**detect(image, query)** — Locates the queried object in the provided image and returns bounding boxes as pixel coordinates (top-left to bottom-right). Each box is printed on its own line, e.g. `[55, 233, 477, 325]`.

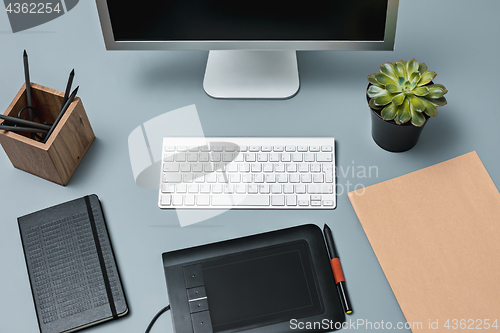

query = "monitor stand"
[203, 50, 300, 99]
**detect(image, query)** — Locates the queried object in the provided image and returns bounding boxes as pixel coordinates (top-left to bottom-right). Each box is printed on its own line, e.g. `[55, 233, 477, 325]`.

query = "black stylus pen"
[43, 86, 78, 143]
[23, 50, 33, 122]
[323, 224, 353, 315]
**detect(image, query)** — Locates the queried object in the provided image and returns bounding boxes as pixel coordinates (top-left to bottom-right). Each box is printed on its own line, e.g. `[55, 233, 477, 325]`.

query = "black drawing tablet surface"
[162, 224, 345, 333]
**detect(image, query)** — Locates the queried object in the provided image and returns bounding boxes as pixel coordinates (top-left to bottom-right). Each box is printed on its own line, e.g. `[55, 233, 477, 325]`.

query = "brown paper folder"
[348, 151, 500, 332]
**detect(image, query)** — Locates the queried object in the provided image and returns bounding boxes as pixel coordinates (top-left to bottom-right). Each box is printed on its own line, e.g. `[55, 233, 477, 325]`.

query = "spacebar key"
[211, 195, 270, 206]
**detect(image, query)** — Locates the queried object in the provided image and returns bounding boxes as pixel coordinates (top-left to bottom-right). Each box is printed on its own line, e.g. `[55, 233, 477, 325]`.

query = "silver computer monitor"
[96, 0, 399, 99]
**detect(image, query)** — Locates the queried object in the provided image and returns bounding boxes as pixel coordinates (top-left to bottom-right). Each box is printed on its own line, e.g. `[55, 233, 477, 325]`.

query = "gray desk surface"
[1, 1, 499, 332]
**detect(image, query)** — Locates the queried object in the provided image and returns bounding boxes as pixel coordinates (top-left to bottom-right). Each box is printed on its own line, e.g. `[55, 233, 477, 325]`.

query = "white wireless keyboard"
[158, 137, 336, 209]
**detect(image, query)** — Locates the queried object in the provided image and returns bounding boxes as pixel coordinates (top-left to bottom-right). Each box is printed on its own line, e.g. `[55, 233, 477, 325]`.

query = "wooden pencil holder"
[0, 83, 95, 186]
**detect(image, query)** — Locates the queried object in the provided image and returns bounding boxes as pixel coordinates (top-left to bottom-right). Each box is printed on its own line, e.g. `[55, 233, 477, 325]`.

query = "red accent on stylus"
[330, 258, 345, 284]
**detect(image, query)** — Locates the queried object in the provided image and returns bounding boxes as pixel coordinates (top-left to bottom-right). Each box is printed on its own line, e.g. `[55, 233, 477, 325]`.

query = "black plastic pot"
[367, 85, 428, 153]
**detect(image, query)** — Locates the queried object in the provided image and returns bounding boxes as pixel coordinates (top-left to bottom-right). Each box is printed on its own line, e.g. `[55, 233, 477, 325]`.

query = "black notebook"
[18, 195, 128, 333]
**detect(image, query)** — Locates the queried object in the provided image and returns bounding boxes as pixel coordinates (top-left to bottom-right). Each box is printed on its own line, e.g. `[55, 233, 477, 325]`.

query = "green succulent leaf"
[427, 86, 446, 99]
[380, 63, 397, 80]
[410, 72, 421, 84]
[367, 85, 386, 98]
[417, 71, 437, 86]
[394, 61, 406, 80]
[392, 93, 405, 106]
[368, 73, 382, 87]
[375, 73, 397, 86]
[424, 96, 448, 107]
[418, 97, 438, 116]
[385, 83, 402, 94]
[374, 93, 396, 106]
[413, 86, 429, 96]
[409, 96, 425, 112]
[426, 83, 448, 94]
[418, 63, 428, 74]
[394, 114, 402, 125]
[410, 105, 426, 127]
[381, 103, 397, 120]
[398, 76, 405, 85]
[397, 99, 411, 124]
[407, 59, 419, 75]
[369, 98, 382, 110]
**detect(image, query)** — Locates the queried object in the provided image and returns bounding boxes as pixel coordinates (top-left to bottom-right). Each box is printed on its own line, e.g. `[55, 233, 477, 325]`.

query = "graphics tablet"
[162, 224, 345, 333]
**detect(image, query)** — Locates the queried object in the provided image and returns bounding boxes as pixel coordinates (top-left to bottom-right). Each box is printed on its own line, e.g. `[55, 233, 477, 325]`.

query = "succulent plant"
[367, 59, 448, 127]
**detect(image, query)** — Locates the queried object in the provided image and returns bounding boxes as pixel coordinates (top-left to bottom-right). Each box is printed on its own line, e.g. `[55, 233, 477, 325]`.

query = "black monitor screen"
[107, 0, 388, 42]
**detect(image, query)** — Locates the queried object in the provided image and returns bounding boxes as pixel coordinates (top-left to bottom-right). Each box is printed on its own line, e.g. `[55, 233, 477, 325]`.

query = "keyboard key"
[269, 153, 280, 162]
[176, 184, 187, 193]
[185, 195, 195, 206]
[271, 195, 285, 206]
[308, 184, 334, 194]
[271, 184, 282, 194]
[200, 184, 211, 193]
[292, 153, 303, 162]
[265, 174, 276, 183]
[285, 145, 296, 152]
[309, 146, 320, 152]
[248, 184, 258, 194]
[212, 195, 270, 206]
[286, 195, 297, 206]
[259, 184, 270, 194]
[164, 163, 179, 172]
[246, 153, 256, 162]
[297, 146, 308, 152]
[212, 184, 223, 193]
[223, 153, 233, 162]
[172, 195, 183, 205]
[165, 146, 175, 152]
[289, 174, 300, 183]
[162, 184, 175, 193]
[323, 200, 334, 206]
[274, 146, 284, 152]
[263, 163, 273, 172]
[210, 153, 221, 162]
[163, 174, 182, 183]
[322, 145, 333, 152]
[258, 153, 268, 162]
[176, 153, 186, 161]
[262, 146, 272, 152]
[177, 146, 187, 152]
[316, 153, 332, 162]
[188, 184, 199, 193]
[281, 153, 291, 162]
[311, 201, 321, 206]
[254, 174, 264, 183]
[283, 184, 294, 194]
[304, 153, 315, 162]
[313, 174, 324, 183]
[286, 163, 297, 173]
[163, 154, 174, 162]
[187, 153, 198, 162]
[197, 195, 210, 205]
[198, 153, 208, 162]
[236, 184, 246, 194]
[160, 194, 171, 205]
[311, 163, 321, 172]
[249, 146, 260, 152]
[296, 184, 306, 194]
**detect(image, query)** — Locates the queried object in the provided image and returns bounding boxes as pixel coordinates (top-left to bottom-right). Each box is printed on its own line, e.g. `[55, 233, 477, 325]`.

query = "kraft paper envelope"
[348, 151, 500, 332]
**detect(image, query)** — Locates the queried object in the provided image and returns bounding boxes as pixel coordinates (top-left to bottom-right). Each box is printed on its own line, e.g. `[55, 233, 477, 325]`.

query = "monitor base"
[203, 50, 300, 99]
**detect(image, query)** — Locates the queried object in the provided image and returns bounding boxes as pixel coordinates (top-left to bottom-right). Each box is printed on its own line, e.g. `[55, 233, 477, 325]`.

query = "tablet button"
[183, 264, 204, 288]
[187, 286, 207, 300]
[191, 311, 213, 333]
[189, 298, 209, 313]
